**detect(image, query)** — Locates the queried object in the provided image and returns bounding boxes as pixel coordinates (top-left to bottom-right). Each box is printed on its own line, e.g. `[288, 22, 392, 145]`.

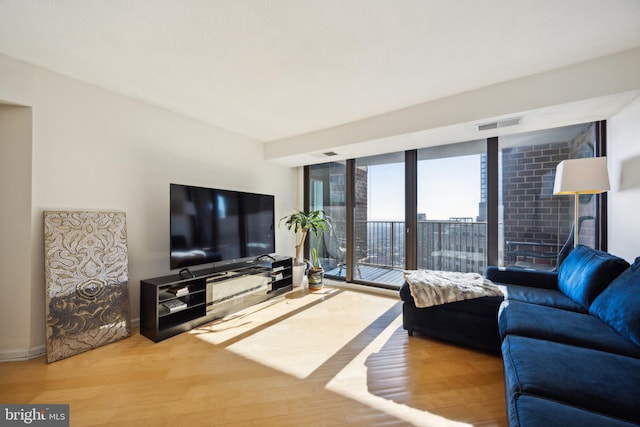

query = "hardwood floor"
[0, 283, 507, 426]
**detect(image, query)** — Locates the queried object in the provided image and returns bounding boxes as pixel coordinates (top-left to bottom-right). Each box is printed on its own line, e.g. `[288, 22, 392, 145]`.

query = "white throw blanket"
[404, 269, 503, 308]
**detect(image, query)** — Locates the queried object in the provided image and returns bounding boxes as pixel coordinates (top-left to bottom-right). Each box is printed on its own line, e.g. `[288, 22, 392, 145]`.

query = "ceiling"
[1, 1, 640, 149]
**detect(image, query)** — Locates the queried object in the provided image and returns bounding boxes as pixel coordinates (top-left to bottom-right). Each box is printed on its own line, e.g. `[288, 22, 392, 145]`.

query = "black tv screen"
[170, 183, 275, 270]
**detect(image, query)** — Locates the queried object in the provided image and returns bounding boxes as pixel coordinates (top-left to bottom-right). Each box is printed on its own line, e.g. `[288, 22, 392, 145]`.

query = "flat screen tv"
[170, 183, 275, 270]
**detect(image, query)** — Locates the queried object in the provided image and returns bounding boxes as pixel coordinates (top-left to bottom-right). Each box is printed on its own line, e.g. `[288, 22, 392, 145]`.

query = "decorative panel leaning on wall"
[44, 211, 131, 363]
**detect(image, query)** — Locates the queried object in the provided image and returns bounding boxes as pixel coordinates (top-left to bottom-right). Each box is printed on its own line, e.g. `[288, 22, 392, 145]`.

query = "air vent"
[476, 117, 522, 132]
[477, 122, 498, 131]
[323, 151, 338, 157]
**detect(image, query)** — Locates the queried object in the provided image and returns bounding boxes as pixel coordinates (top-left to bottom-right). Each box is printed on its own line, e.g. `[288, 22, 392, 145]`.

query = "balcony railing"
[417, 220, 487, 274]
[358, 220, 405, 269]
[355, 219, 487, 275]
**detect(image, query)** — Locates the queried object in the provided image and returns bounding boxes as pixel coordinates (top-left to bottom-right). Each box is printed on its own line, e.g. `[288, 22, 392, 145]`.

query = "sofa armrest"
[485, 266, 558, 290]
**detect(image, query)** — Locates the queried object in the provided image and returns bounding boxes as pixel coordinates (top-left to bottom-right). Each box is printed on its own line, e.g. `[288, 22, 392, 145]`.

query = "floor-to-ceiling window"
[307, 161, 348, 278]
[498, 123, 600, 270]
[353, 152, 406, 285]
[305, 121, 605, 288]
[417, 140, 487, 274]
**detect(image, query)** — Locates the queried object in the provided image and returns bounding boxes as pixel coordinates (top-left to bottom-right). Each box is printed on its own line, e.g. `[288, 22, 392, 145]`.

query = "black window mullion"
[595, 120, 608, 252]
[487, 137, 499, 267]
[405, 150, 417, 271]
[345, 159, 355, 282]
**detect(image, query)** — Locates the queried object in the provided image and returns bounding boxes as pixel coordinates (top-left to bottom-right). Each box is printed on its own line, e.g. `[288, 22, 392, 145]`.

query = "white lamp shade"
[553, 157, 610, 195]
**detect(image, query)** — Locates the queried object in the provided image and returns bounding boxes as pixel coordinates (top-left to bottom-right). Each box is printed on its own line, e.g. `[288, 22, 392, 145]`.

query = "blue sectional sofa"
[400, 245, 640, 426]
[488, 245, 640, 427]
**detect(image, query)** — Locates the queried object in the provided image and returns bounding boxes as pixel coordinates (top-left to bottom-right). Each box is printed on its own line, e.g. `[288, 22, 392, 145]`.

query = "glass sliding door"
[304, 121, 604, 285]
[307, 162, 348, 279]
[353, 152, 406, 286]
[417, 140, 487, 274]
[498, 123, 598, 270]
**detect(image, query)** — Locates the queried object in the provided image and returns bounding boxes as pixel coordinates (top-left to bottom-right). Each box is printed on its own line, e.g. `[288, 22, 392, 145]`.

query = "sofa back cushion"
[558, 245, 629, 309]
[590, 257, 640, 347]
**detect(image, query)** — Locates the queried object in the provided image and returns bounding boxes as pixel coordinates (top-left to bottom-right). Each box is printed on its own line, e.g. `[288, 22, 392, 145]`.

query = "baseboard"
[0, 318, 140, 362]
[0, 345, 46, 362]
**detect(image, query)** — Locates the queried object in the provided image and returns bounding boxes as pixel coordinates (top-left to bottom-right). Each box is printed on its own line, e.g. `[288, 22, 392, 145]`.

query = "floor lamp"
[553, 157, 610, 247]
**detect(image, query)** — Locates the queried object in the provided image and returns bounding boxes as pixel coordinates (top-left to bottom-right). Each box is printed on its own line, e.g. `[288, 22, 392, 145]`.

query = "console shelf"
[140, 256, 292, 342]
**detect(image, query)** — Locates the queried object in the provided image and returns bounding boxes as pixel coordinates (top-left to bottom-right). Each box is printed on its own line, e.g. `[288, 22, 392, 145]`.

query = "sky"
[367, 155, 481, 221]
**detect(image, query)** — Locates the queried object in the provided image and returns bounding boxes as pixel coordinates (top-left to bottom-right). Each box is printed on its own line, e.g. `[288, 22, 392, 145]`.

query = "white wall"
[608, 97, 640, 263]
[0, 54, 297, 360]
[0, 105, 33, 359]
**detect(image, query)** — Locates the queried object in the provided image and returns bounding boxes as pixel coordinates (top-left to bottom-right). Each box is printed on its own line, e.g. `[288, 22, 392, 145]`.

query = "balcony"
[324, 219, 487, 287]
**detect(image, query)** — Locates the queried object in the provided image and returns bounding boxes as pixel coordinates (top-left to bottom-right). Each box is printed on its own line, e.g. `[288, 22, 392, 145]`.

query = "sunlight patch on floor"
[325, 314, 472, 427]
[223, 288, 398, 379]
[190, 286, 340, 345]
[190, 285, 473, 425]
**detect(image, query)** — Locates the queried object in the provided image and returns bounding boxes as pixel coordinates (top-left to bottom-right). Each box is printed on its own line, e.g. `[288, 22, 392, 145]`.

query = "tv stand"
[178, 267, 195, 279]
[140, 256, 292, 342]
[207, 271, 228, 278]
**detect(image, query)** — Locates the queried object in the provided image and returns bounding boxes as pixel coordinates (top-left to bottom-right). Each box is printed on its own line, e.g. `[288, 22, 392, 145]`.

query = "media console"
[140, 256, 293, 342]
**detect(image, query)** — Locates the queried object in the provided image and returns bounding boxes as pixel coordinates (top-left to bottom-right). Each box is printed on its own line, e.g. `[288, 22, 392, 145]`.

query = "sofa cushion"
[498, 300, 640, 357]
[513, 395, 640, 427]
[504, 284, 586, 312]
[502, 336, 640, 424]
[590, 256, 640, 347]
[557, 245, 629, 309]
[399, 280, 413, 302]
[486, 266, 558, 290]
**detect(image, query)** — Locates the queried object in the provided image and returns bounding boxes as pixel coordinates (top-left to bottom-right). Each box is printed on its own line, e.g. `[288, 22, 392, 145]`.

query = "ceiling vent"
[476, 117, 522, 132]
[310, 151, 339, 159]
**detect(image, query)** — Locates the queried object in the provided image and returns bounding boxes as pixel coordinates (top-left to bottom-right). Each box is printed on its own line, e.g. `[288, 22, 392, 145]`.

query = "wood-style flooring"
[0, 283, 507, 426]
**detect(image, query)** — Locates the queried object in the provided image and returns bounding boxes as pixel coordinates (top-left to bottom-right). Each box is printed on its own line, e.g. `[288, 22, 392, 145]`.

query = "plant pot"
[307, 267, 324, 290]
[291, 262, 307, 287]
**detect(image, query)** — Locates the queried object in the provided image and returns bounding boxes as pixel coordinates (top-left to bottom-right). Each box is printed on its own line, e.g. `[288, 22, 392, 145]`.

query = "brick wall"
[502, 123, 596, 268]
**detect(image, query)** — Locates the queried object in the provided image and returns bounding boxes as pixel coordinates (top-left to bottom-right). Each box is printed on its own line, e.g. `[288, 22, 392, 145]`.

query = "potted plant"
[307, 246, 324, 290]
[279, 210, 330, 287]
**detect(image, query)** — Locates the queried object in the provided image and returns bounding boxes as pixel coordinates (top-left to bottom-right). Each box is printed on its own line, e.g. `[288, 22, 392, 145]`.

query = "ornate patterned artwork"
[44, 211, 131, 363]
